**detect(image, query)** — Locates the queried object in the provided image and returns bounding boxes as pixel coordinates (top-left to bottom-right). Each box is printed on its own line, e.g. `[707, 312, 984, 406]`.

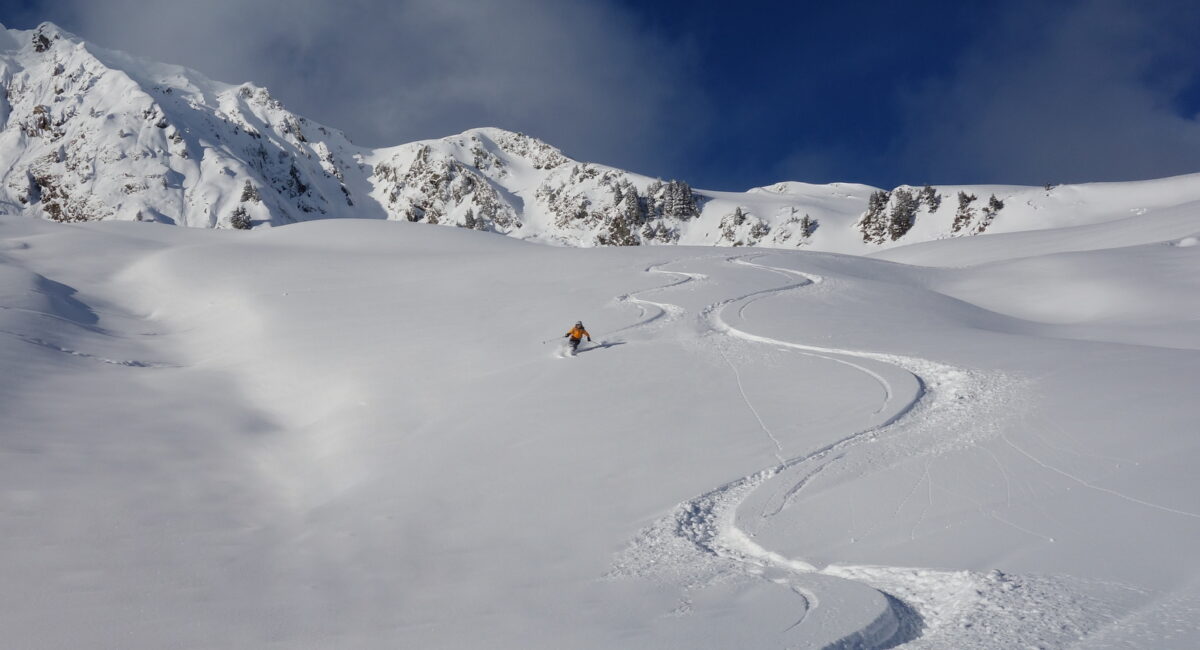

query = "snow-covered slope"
[3, 22, 1199, 254]
[3, 197, 1200, 647]
[6, 16, 1200, 650]
[0, 23, 372, 228]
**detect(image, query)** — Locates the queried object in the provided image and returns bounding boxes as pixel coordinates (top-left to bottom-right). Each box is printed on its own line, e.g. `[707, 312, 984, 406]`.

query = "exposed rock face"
[3, 22, 1157, 253]
[533, 165, 700, 246]
[0, 22, 364, 228]
[492, 130, 568, 170]
[372, 143, 519, 231]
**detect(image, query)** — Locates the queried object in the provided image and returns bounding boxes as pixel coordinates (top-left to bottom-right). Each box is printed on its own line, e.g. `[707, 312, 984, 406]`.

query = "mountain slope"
[0, 23, 373, 228]
[2, 21, 1200, 255]
[3, 211, 1199, 648]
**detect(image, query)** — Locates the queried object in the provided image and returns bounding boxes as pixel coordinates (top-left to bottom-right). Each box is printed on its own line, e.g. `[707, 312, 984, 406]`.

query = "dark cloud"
[895, 0, 1200, 185]
[28, 0, 704, 172]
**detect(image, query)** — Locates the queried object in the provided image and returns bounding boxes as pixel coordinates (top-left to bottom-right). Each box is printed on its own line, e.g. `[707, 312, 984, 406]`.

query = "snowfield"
[5, 16, 1200, 650]
[3, 199, 1200, 648]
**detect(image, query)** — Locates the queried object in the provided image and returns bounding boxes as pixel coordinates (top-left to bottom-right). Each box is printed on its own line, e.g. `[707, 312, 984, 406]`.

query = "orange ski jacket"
[565, 326, 591, 341]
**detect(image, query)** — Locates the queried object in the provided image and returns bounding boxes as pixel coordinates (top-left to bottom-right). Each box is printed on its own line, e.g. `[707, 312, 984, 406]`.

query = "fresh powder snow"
[3, 18, 1200, 650]
[3, 205, 1200, 648]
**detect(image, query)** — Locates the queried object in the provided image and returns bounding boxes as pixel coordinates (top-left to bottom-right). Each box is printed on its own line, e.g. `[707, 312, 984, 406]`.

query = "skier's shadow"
[577, 341, 626, 354]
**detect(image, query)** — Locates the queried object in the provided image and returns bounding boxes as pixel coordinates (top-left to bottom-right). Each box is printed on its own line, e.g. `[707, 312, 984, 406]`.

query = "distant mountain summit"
[3, 22, 1199, 253]
[0, 22, 368, 228]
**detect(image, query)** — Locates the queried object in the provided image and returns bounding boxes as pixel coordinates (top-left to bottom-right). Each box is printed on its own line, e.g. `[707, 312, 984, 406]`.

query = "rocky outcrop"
[372, 143, 519, 231]
[1, 22, 1081, 254]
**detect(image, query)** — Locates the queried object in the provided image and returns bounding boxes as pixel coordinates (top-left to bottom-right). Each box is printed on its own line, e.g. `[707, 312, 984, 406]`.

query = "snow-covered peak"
[749, 180, 879, 196]
[8, 22, 228, 96]
[375, 127, 572, 184]
[2, 22, 1199, 254]
[0, 21, 371, 227]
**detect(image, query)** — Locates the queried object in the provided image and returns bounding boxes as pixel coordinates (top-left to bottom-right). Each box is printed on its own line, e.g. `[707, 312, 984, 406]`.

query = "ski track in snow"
[999, 433, 1200, 521]
[0, 328, 172, 368]
[611, 253, 1146, 649]
[609, 261, 705, 335]
[718, 343, 786, 463]
[552, 261, 701, 360]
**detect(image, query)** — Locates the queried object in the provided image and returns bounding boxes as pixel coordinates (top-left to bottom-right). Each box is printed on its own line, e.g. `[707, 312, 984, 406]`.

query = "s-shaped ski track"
[611, 253, 1127, 649]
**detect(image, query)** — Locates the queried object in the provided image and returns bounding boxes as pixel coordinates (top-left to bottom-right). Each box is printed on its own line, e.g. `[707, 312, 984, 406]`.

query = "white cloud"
[45, 0, 703, 172]
[897, 0, 1200, 184]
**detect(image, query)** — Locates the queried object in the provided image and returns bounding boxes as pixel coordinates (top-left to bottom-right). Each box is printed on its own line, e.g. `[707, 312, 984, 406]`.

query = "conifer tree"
[661, 180, 699, 220]
[749, 220, 770, 241]
[888, 188, 919, 240]
[229, 206, 252, 230]
[857, 190, 891, 243]
[800, 214, 817, 238]
[240, 180, 261, 203]
[952, 192, 977, 233]
[975, 194, 1005, 233]
[919, 185, 940, 212]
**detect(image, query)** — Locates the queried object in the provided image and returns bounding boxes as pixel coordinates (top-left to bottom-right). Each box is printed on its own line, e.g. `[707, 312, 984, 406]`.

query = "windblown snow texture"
[3, 193, 1200, 647]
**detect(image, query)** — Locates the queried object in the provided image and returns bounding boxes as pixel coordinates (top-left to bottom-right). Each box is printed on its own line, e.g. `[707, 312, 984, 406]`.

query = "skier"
[564, 321, 591, 353]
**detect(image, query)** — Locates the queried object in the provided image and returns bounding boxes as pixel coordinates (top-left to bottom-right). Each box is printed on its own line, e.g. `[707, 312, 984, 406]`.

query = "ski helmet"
[575, 321, 583, 327]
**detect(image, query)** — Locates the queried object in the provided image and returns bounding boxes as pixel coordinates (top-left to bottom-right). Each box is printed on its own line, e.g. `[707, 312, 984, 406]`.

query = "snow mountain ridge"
[3, 21, 1200, 255]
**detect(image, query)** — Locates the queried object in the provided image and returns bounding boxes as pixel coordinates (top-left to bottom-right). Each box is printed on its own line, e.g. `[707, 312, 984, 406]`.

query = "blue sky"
[3, 0, 1200, 190]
